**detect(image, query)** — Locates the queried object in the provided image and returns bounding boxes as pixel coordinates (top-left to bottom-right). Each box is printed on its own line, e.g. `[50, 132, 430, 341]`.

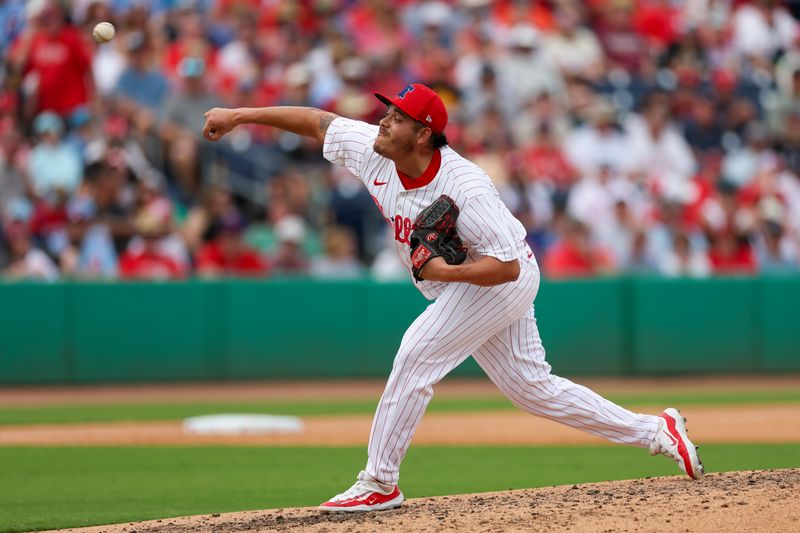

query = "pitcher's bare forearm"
[420, 256, 521, 286]
[203, 106, 338, 143]
[232, 107, 338, 141]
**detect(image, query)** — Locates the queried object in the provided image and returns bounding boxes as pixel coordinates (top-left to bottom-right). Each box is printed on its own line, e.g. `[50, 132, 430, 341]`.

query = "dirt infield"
[2, 404, 800, 446]
[51, 468, 800, 533]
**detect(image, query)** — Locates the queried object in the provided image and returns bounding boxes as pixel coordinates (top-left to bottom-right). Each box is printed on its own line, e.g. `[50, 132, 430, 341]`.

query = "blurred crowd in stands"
[2, 0, 800, 281]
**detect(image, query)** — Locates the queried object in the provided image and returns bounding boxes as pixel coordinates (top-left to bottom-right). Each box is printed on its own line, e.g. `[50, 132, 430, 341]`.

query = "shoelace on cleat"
[335, 479, 383, 501]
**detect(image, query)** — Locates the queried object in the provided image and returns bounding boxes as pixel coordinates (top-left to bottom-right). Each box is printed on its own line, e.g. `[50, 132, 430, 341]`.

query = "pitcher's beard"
[374, 138, 414, 159]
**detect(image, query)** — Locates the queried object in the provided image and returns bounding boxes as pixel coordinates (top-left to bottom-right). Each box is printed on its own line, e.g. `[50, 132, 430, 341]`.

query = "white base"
[182, 414, 303, 435]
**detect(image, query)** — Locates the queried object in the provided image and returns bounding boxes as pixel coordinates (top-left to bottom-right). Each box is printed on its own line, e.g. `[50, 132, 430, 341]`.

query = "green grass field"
[2, 444, 799, 533]
[3, 390, 800, 426]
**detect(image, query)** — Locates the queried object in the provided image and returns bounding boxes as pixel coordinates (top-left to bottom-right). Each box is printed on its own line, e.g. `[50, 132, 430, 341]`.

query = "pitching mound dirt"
[55, 469, 799, 533]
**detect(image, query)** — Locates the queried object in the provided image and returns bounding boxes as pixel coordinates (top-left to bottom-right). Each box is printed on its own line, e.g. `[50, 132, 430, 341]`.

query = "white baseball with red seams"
[323, 117, 666, 487]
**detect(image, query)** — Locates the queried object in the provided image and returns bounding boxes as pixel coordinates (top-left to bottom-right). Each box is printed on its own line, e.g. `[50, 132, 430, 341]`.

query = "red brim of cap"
[374, 92, 394, 108]
[374, 92, 442, 133]
[375, 92, 411, 119]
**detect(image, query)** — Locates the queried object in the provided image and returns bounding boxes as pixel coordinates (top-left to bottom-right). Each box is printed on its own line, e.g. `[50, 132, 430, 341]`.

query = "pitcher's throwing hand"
[203, 108, 236, 141]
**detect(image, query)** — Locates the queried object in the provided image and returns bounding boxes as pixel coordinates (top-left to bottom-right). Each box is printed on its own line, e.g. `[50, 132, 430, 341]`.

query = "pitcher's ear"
[417, 126, 432, 145]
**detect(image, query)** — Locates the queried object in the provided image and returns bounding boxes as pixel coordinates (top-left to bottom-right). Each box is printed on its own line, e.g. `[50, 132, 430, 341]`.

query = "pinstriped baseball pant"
[365, 261, 661, 485]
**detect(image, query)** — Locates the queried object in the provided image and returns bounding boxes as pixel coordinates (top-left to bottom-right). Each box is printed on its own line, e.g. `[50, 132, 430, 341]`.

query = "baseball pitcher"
[202, 83, 703, 512]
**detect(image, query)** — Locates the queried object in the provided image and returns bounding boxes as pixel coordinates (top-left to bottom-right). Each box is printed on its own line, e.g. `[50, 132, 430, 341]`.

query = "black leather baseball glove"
[409, 195, 467, 281]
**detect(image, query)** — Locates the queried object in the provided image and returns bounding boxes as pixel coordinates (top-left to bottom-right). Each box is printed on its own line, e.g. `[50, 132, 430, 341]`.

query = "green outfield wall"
[0, 277, 797, 383]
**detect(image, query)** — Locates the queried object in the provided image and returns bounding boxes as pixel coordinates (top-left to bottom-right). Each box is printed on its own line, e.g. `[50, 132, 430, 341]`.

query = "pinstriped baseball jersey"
[321, 114, 662, 489]
[323, 117, 535, 300]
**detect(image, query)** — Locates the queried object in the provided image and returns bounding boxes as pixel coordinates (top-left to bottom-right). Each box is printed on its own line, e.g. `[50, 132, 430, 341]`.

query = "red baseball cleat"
[319, 470, 404, 512]
[650, 408, 705, 479]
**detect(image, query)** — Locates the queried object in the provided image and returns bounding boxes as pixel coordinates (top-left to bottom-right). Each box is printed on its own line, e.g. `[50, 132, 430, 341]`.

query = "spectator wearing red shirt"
[491, 0, 556, 33]
[593, 0, 646, 73]
[632, 0, 682, 50]
[119, 237, 183, 280]
[196, 212, 268, 278]
[707, 231, 756, 275]
[518, 122, 577, 190]
[10, 0, 93, 119]
[544, 218, 615, 278]
[343, 3, 411, 60]
[162, 10, 217, 82]
[119, 184, 185, 281]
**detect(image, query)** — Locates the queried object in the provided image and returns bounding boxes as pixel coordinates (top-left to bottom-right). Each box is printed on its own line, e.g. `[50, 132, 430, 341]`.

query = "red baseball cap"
[375, 83, 448, 134]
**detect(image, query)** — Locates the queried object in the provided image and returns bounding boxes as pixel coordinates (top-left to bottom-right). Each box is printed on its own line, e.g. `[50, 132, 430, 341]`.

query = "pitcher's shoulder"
[448, 170, 497, 201]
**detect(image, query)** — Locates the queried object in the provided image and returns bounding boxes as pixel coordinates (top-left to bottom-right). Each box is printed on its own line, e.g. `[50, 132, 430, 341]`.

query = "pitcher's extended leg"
[473, 305, 660, 447]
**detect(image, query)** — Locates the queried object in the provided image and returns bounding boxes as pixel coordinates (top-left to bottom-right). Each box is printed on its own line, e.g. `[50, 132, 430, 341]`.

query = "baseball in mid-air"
[92, 21, 116, 43]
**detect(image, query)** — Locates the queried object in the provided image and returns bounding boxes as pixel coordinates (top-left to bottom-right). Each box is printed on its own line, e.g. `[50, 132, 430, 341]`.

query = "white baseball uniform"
[324, 117, 661, 485]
